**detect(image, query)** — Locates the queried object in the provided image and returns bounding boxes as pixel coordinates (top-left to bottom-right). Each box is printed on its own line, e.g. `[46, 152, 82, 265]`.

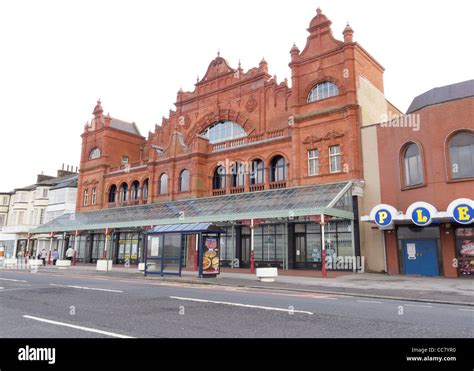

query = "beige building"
[1, 171, 77, 259]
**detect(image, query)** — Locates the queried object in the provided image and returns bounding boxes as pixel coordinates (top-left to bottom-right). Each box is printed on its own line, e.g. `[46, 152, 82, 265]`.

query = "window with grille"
[308, 82, 339, 103]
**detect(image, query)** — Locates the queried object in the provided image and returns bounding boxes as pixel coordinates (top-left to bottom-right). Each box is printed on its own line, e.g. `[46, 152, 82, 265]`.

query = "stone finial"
[343, 22, 354, 42]
[92, 99, 103, 116]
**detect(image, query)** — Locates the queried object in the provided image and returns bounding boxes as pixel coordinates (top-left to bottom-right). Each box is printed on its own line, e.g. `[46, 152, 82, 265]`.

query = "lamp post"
[250, 219, 255, 274]
[72, 230, 79, 266]
[48, 232, 54, 265]
[321, 214, 327, 278]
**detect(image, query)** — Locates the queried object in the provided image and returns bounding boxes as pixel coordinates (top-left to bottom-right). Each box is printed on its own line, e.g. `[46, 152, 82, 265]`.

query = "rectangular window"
[39, 209, 45, 225]
[404, 154, 423, 186]
[121, 156, 129, 165]
[329, 145, 341, 173]
[308, 149, 319, 176]
[91, 188, 97, 205]
[42, 188, 48, 198]
[83, 189, 89, 206]
[18, 211, 25, 225]
[0, 214, 5, 226]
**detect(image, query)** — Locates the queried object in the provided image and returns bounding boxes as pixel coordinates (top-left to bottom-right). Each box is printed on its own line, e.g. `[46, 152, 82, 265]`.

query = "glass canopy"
[34, 182, 354, 233]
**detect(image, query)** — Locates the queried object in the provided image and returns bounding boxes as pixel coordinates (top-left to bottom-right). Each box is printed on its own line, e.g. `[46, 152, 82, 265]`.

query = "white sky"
[0, 0, 472, 192]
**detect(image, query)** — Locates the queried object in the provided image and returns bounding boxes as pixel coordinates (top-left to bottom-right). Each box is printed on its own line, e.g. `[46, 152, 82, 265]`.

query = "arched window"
[179, 170, 190, 192]
[131, 181, 140, 201]
[89, 148, 101, 160]
[213, 166, 226, 190]
[449, 131, 474, 179]
[158, 173, 168, 195]
[250, 159, 264, 185]
[403, 143, 423, 186]
[142, 179, 149, 201]
[200, 121, 247, 144]
[108, 185, 117, 203]
[119, 183, 128, 203]
[270, 156, 287, 182]
[231, 162, 245, 188]
[307, 81, 339, 103]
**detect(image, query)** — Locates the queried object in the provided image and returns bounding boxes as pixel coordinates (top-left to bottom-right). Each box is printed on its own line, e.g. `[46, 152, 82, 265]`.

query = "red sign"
[241, 219, 265, 227]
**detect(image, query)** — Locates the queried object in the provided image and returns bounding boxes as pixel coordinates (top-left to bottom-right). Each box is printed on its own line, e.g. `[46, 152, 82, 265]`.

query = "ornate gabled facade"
[78, 8, 384, 212]
[38, 8, 394, 273]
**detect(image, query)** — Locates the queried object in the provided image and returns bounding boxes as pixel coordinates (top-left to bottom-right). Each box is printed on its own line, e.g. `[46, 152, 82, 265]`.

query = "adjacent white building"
[0, 192, 13, 259]
[0, 172, 77, 259]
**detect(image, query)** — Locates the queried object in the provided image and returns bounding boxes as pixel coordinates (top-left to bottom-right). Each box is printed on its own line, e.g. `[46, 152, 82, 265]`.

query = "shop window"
[213, 166, 226, 190]
[308, 149, 319, 176]
[307, 81, 339, 103]
[403, 143, 424, 186]
[329, 145, 341, 173]
[159, 173, 169, 195]
[270, 156, 287, 182]
[179, 170, 190, 192]
[449, 131, 474, 179]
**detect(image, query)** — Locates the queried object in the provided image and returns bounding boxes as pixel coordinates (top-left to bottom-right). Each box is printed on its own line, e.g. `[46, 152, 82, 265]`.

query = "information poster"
[150, 237, 160, 257]
[407, 243, 417, 260]
[202, 237, 220, 276]
[456, 228, 474, 276]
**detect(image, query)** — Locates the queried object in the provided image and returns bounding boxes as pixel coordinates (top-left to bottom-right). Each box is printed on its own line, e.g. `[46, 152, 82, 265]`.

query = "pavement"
[4, 262, 472, 306]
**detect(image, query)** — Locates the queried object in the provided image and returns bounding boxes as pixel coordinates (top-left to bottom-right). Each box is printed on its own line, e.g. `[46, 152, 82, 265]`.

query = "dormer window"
[201, 121, 246, 144]
[307, 81, 339, 103]
[89, 148, 101, 160]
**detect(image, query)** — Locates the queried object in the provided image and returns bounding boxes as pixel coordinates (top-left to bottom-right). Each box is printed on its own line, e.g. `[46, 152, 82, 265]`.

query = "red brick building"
[363, 80, 474, 277]
[37, 8, 392, 273]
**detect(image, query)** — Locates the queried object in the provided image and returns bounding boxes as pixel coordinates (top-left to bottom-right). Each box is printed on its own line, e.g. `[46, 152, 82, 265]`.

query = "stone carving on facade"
[303, 135, 323, 144]
[323, 130, 344, 140]
[245, 95, 258, 113]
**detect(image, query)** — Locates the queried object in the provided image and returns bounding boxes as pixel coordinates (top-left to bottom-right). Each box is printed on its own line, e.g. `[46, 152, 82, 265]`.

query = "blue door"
[402, 240, 439, 276]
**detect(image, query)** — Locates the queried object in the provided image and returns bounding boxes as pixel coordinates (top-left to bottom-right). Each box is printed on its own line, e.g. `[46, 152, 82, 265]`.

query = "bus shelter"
[144, 223, 224, 278]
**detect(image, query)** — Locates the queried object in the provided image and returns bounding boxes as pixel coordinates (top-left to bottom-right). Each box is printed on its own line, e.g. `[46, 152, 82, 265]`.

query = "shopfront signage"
[411, 207, 432, 226]
[370, 204, 398, 228]
[406, 202, 437, 227]
[448, 199, 474, 225]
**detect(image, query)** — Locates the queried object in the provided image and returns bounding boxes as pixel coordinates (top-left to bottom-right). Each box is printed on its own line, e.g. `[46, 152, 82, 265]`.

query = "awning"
[33, 181, 354, 234]
[148, 223, 224, 234]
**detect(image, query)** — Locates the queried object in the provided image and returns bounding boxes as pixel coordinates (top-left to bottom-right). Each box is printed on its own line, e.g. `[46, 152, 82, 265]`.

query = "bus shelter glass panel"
[145, 233, 183, 276]
[162, 234, 182, 274]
